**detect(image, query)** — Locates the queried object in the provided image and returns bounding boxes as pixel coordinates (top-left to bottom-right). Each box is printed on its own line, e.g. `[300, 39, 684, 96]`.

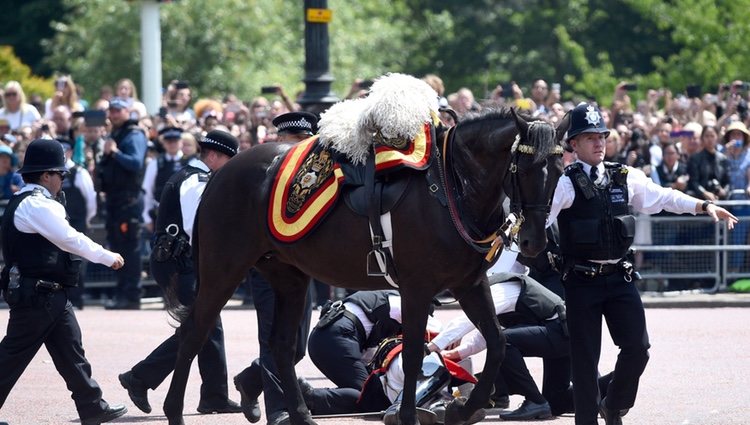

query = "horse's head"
[506, 109, 568, 257]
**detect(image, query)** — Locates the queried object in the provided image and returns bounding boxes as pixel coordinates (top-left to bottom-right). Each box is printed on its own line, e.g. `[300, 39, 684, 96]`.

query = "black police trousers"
[494, 319, 571, 408]
[129, 255, 229, 404]
[0, 285, 109, 419]
[563, 270, 650, 425]
[308, 309, 369, 390]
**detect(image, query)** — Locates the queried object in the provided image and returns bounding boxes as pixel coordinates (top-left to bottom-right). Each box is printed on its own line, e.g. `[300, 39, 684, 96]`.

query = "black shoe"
[118, 371, 151, 413]
[267, 411, 290, 425]
[80, 404, 128, 425]
[599, 397, 624, 425]
[498, 399, 552, 420]
[234, 374, 261, 422]
[105, 300, 140, 310]
[197, 398, 242, 414]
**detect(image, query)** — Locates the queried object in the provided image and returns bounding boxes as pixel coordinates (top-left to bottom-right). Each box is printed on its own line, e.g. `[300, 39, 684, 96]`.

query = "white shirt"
[12, 185, 118, 266]
[65, 159, 97, 225]
[548, 160, 698, 228]
[180, 159, 210, 245]
[429, 280, 522, 354]
[0, 104, 41, 130]
[142, 152, 184, 224]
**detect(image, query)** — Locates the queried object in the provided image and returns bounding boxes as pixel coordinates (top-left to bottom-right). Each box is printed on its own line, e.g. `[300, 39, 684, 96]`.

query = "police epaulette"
[197, 173, 209, 182]
[564, 162, 583, 176]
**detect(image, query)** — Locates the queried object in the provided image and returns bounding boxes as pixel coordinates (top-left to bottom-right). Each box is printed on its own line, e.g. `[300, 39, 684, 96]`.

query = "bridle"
[507, 123, 565, 234]
[439, 118, 563, 263]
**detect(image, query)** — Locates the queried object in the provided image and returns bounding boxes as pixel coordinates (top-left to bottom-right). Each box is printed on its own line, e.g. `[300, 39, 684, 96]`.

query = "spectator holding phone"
[722, 121, 750, 270]
[44, 75, 84, 119]
[0, 81, 41, 131]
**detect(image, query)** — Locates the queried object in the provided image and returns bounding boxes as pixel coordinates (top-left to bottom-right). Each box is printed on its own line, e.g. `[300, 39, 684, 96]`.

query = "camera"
[706, 179, 722, 195]
[358, 80, 374, 89]
[622, 83, 638, 91]
[261, 86, 278, 94]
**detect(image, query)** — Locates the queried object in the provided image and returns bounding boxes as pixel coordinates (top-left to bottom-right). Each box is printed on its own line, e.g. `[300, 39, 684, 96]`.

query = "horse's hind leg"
[259, 261, 317, 425]
[164, 253, 254, 424]
[446, 276, 504, 425]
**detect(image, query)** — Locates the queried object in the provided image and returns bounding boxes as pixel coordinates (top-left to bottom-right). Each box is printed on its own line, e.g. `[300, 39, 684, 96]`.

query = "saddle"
[268, 123, 440, 244]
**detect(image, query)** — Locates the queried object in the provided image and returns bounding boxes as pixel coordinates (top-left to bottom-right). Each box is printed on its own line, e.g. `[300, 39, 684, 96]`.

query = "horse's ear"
[510, 107, 529, 136]
[555, 111, 572, 143]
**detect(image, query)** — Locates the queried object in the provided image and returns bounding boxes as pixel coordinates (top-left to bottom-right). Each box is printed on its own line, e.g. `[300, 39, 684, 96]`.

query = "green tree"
[0, 0, 67, 77]
[43, 0, 417, 105]
[0, 46, 54, 99]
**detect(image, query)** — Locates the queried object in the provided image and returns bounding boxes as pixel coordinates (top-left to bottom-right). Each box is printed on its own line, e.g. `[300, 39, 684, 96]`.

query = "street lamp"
[298, 0, 339, 115]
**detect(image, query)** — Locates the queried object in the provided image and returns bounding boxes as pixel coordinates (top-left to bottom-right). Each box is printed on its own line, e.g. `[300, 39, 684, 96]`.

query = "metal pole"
[298, 0, 339, 115]
[140, 0, 162, 115]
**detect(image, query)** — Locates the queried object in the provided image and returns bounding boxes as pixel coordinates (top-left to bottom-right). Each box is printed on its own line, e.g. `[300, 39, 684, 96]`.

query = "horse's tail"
[163, 271, 191, 325]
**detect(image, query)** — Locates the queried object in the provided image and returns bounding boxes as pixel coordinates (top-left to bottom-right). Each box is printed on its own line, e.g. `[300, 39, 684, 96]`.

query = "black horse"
[163, 108, 568, 425]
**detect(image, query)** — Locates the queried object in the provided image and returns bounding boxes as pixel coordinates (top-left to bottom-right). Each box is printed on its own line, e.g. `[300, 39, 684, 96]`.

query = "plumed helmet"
[566, 102, 610, 142]
[17, 139, 68, 175]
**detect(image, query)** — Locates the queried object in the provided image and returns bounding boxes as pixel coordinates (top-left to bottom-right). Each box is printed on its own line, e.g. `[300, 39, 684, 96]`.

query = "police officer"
[141, 126, 185, 233]
[548, 102, 738, 425]
[118, 130, 241, 415]
[428, 272, 567, 420]
[272, 111, 317, 143]
[98, 96, 148, 310]
[58, 138, 97, 309]
[0, 139, 127, 425]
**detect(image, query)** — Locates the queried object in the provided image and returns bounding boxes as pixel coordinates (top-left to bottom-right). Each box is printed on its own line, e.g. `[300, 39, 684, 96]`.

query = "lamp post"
[298, 0, 339, 115]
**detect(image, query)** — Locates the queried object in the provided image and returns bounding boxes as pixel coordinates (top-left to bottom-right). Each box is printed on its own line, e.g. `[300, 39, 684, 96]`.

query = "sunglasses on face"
[3, 92, 18, 97]
[49, 171, 66, 181]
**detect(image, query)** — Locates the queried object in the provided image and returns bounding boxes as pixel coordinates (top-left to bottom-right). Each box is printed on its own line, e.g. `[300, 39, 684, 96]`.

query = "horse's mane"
[459, 108, 556, 163]
[451, 108, 556, 229]
[318, 73, 438, 164]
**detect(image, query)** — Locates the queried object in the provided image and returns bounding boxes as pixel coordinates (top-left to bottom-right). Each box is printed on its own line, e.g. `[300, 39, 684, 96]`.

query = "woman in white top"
[114, 78, 148, 120]
[0, 81, 41, 131]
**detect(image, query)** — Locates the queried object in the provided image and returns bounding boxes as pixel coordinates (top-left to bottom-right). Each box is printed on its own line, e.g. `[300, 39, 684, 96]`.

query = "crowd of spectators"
[1, 73, 749, 282]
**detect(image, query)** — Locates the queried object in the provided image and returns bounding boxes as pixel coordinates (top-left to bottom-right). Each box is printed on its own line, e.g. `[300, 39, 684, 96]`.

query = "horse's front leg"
[268, 270, 317, 425]
[446, 277, 502, 425]
[395, 292, 432, 425]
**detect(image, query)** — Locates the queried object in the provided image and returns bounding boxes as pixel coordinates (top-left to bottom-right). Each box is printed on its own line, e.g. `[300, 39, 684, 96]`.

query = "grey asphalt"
[1, 292, 749, 424]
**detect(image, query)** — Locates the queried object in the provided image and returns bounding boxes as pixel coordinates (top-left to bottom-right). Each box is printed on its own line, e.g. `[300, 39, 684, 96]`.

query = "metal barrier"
[0, 199, 748, 294]
[632, 199, 750, 293]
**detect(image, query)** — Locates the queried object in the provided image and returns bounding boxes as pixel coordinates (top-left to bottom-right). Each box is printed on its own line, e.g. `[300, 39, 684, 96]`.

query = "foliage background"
[1, 0, 748, 109]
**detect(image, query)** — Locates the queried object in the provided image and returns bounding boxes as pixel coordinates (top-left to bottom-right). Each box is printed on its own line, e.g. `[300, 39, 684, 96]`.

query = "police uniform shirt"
[429, 280, 522, 352]
[344, 294, 403, 341]
[12, 184, 118, 266]
[179, 158, 210, 245]
[547, 160, 699, 262]
[141, 151, 185, 225]
[65, 158, 97, 225]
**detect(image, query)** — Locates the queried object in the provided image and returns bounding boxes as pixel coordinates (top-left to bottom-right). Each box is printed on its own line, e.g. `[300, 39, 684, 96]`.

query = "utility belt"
[565, 259, 638, 282]
[316, 300, 367, 347]
[152, 224, 191, 262]
[25, 277, 66, 292]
